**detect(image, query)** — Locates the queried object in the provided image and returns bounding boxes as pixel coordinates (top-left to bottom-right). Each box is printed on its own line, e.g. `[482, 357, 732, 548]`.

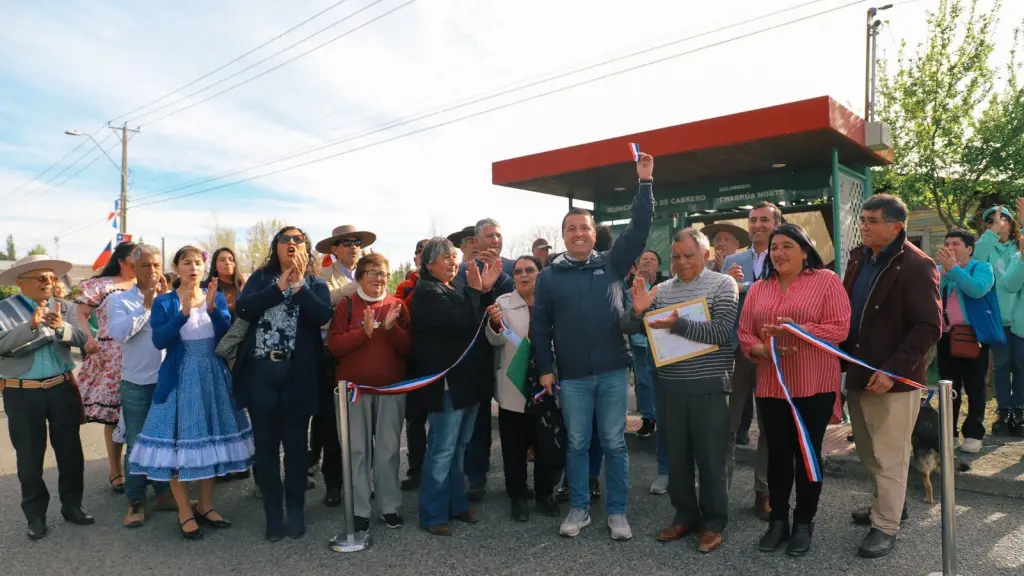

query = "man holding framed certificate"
[623, 228, 739, 554]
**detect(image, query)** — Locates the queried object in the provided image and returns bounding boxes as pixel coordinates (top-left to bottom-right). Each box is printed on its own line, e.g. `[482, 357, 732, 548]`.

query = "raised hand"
[30, 305, 46, 330]
[466, 261, 483, 291]
[935, 246, 956, 272]
[630, 275, 658, 315]
[362, 306, 376, 337]
[205, 278, 219, 310]
[486, 304, 503, 329]
[636, 152, 654, 180]
[384, 302, 401, 330]
[726, 264, 744, 285]
[481, 259, 502, 292]
[43, 302, 64, 331]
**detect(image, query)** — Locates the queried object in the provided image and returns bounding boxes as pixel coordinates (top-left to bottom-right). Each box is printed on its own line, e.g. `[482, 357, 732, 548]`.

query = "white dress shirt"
[751, 247, 769, 280]
[107, 287, 164, 385]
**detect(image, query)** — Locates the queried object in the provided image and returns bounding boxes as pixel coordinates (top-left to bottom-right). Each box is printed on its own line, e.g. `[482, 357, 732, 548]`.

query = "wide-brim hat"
[0, 254, 73, 286]
[701, 222, 751, 249]
[447, 226, 475, 247]
[315, 224, 377, 255]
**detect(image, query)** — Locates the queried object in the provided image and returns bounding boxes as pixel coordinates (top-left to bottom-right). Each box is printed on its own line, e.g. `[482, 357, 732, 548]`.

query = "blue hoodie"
[531, 181, 654, 381]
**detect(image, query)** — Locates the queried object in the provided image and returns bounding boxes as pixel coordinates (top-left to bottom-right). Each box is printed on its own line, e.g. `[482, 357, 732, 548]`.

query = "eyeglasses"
[363, 270, 389, 280]
[277, 234, 306, 245]
[513, 267, 537, 276]
[20, 274, 58, 284]
[335, 238, 362, 247]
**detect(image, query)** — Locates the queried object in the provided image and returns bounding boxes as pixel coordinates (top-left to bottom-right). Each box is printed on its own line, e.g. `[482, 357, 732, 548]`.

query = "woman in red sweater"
[327, 253, 411, 532]
[738, 224, 850, 557]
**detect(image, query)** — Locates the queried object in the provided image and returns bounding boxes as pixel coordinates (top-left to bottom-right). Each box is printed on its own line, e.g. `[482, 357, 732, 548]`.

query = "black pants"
[737, 385, 754, 435]
[498, 408, 557, 501]
[937, 333, 989, 440]
[758, 392, 834, 525]
[248, 359, 311, 522]
[3, 381, 85, 522]
[404, 394, 428, 478]
[464, 399, 491, 486]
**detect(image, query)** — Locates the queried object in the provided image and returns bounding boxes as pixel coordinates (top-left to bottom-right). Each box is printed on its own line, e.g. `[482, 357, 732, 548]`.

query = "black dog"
[911, 402, 971, 504]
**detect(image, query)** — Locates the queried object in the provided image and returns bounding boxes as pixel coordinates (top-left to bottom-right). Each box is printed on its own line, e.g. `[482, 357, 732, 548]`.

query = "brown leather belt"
[2, 372, 70, 390]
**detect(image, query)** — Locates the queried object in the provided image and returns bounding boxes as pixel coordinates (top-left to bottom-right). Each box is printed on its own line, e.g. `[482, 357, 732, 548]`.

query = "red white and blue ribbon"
[770, 322, 928, 483]
[344, 314, 488, 402]
[628, 142, 641, 162]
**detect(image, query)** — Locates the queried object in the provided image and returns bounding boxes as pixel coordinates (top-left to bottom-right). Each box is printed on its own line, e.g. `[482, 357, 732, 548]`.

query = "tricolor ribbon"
[628, 142, 641, 162]
[344, 314, 488, 402]
[500, 319, 550, 402]
[770, 323, 928, 483]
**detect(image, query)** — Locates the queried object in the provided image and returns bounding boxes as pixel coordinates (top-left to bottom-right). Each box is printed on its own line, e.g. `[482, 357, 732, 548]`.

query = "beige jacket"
[485, 289, 531, 413]
[321, 262, 359, 307]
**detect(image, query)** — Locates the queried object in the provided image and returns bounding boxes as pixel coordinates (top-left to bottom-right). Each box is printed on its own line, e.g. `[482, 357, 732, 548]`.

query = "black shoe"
[858, 527, 897, 558]
[537, 495, 560, 518]
[851, 504, 908, 526]
[786, 523, 813, 556]
[468, 483, 486, 503]
[847, 433, 855, 442]
[27, 518, 48, 540]
[736, 430, 751, 446]
[354, 516, 370, 533]
[636, 418, 656, 438]
[992, 409, 1011, 435]
[233, 469, 251, 480]
[61, 507, 95, 525]
[759, 520, 789, 552]
[381, 513, 404, 529]
[555, 485, 570, 503]
[179, 517, 204, 541]
[511, 499, 530, 522]
[193, 505, 231, 528]
[400, 475, 420, 491]
[324, 487, 342, 508]
[266, 515, 285, 543]
[589, 478, 601, 501]
[1012, 409, 1024, 438]
[286, 509, 305, 539]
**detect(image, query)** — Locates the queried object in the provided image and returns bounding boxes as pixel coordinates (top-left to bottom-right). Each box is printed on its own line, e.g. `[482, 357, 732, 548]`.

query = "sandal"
[179, 516, 203, 541]
[109, 475, 125, 494]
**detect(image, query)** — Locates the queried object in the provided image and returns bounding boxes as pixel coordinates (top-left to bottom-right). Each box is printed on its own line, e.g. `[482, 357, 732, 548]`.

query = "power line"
[0, 138, 90, 202]
[129, 0, 417, 126]
[129, 0, 877, 211]
[130, 0, 840, 204]
[30, 139, 123, 204]
[108, 0, 356, 124]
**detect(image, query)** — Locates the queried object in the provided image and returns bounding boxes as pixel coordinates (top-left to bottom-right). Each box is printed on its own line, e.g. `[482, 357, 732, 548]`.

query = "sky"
[0, 0, 1021, 270]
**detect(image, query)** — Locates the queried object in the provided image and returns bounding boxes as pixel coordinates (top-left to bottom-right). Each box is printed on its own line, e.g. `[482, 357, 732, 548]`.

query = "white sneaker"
[607, 514, 633, 540]
[559, 508, 591, 537]
[959, 438, 983, 453]
[649, 474, 669, 495]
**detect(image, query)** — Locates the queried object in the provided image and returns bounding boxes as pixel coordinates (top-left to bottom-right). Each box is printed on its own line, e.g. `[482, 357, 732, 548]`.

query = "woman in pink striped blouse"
[738, 223, 851, 558]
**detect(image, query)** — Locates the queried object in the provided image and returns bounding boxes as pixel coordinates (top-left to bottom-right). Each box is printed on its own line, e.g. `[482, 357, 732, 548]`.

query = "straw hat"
[315, 225, 377, 255]
[0, 254, 73, 286]
[701, 222, 751, 249]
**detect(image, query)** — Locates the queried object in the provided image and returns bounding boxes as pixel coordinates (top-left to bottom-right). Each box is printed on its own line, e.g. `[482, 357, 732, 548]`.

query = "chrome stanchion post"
[927, 379, 958, 576]
[329, 382, 370, 553]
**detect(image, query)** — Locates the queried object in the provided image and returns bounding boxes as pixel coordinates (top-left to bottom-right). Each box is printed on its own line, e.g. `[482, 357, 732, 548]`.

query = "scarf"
[357, 286, 387, 303]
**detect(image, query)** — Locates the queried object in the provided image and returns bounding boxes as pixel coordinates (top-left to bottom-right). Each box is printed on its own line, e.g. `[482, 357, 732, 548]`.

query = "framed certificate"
[643, 297, 719, 367]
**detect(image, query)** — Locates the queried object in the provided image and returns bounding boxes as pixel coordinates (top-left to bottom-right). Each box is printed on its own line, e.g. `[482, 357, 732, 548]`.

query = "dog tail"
[955, 458, 971, 473]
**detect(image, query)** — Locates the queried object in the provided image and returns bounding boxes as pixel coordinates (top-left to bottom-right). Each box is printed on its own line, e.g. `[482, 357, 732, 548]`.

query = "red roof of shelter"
[492, 96, 892, 203]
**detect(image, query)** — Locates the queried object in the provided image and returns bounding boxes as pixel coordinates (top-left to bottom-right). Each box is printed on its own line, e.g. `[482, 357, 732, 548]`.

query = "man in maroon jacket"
[841, 194, 941, 559]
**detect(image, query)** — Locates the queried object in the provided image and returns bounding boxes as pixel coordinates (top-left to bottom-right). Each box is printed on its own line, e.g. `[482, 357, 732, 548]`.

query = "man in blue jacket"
[532, 153, 655, 540]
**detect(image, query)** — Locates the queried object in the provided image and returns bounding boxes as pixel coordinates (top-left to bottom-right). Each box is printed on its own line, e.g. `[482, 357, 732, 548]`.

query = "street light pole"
[864, 5, 893, 121]
[65, 123, 140, 234]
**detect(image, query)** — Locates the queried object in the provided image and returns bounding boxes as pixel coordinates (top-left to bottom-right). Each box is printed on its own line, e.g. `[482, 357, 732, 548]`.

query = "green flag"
[505, 336, 532, 399]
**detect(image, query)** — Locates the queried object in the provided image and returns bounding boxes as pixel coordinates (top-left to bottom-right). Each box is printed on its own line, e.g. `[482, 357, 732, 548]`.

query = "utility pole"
[54, 236, 60, 259]
[864, 5, 893, 121]
[112, 122, 140, 234]
[161, 237, 166, 272]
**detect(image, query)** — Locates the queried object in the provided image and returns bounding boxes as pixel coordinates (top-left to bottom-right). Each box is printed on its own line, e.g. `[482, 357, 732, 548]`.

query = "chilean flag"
[92, 241, 113, 271]
[107, 199, 119, 229]
[321, 253, 336, 268]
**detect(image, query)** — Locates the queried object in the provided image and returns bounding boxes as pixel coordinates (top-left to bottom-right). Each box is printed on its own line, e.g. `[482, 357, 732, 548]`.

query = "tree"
[503, 224, 563, 259]
[3, 234, 14, 260]
[876, 0, 1024, 231]
[27, 244, 47, 256]
[388, 261, 415, 294]
[244, 218, 285, 273]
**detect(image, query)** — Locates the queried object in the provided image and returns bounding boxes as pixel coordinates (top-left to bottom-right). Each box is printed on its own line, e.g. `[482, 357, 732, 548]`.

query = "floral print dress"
[75, 277, 127, 425]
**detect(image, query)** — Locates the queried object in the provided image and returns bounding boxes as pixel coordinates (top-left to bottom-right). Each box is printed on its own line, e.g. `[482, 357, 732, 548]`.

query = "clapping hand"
[384, 302, 402, 330]
[362, 307, 375, 337]
[466, 261, 483, 291]
[30, 305, 46, 330]
[759, 317, 798, 358]
[647, 309, 678, 330]
[205, 278, 218, 310]
[43, 302, 64, 331]
[935, 246, 956, 272]
[630, 275, 658, 316]
[726, 264, 744, 285]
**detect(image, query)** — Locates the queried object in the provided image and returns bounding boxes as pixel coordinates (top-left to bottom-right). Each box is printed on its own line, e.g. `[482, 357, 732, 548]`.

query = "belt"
[2, 372, 71, 390]
[267, 350, 292, 362]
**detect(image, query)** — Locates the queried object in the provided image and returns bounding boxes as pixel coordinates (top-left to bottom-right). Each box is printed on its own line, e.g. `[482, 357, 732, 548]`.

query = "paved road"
[1, 420, 1022, 576]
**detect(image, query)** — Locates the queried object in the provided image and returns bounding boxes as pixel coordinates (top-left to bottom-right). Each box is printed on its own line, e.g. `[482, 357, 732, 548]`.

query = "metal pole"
[927, 379, 959, 576]
[161, 237, 166, 272]
[864, 8, 874, 119]
[329, 383, 370, 553]
[119, 122, 129, 234]
[869, 23, 880, 122]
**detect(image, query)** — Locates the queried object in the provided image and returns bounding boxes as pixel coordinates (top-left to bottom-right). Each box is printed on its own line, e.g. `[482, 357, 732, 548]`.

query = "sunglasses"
[335, 238, 362, 247]
[513, 267, 538, 276]
[20, 274, 58, 284]
[277, 234, 306, 245]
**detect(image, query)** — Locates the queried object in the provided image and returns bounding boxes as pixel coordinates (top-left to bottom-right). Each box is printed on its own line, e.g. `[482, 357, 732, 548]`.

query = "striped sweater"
[624, 270, 739, 393]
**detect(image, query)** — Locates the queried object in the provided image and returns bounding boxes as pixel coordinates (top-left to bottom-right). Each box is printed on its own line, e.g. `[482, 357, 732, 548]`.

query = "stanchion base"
[328, 531, 371, 553]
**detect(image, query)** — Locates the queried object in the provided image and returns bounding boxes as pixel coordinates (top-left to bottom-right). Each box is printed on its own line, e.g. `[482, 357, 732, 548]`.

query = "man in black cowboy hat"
[0, 255, 93, 539]
[447, 226, 478, 264]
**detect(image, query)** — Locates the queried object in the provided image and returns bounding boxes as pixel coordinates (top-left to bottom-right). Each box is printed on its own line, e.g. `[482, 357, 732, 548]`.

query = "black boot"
[993, 409, 1011, 436]
[758, 520, 789, 552]
[786, 523, 813, 557]
[1011, 409, 1024, 438]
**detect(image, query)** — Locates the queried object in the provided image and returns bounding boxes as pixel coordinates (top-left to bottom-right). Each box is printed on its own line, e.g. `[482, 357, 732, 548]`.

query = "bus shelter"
[491, 96, 893, 276]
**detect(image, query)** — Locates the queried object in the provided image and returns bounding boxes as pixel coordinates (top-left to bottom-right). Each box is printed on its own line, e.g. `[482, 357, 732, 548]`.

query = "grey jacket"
[0, 297, 88, 379]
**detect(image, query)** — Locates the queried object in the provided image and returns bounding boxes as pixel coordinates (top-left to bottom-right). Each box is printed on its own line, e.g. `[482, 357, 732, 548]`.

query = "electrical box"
[865, 121, 892, 151]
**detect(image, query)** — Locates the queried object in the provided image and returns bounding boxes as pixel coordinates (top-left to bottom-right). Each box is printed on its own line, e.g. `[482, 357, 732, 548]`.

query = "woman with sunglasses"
[233, 227, 333, 541]
[485, 255, 562, 522]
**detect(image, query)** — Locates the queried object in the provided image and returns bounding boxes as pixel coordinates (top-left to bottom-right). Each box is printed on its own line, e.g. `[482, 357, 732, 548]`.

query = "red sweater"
[328, 294, 412, 389]
[394, 272, 419, 304]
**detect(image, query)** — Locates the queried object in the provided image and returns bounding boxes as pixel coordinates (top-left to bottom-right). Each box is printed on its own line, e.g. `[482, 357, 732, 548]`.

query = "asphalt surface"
[1, 422, 1023, 576]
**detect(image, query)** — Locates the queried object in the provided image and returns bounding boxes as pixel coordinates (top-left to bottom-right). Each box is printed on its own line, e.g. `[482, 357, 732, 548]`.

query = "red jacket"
[395, 271, 419, 304]
[328, 294, 412, 389]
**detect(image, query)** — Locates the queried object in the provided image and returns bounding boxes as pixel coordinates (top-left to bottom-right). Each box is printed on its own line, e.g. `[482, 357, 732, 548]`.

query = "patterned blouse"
[253, 281, 299, 358]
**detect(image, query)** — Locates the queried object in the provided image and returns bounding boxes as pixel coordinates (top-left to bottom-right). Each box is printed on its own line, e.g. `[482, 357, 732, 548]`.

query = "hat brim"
[447, 230, 474, 246]
[982, 207, 1014, 223]
[0, 259, 73, 287]
[534, 243, 552, 250]
[315, 231, 377, 255]
[701, 223, 751, 249]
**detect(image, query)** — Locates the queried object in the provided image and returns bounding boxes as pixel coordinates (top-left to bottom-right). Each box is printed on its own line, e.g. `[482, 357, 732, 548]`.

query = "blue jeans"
[992, 328, 1024, 409]
[120, 380, 170, 501]
[418, 393, 479, 527]
[632, 344, 656, 421]
[561, 368, 629, 515]
[589, 418, 603, 478]
[464, 399, 491, 486]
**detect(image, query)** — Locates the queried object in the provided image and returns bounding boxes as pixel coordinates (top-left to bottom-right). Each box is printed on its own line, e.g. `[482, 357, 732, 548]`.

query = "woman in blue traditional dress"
[129, 245, 254, 540]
